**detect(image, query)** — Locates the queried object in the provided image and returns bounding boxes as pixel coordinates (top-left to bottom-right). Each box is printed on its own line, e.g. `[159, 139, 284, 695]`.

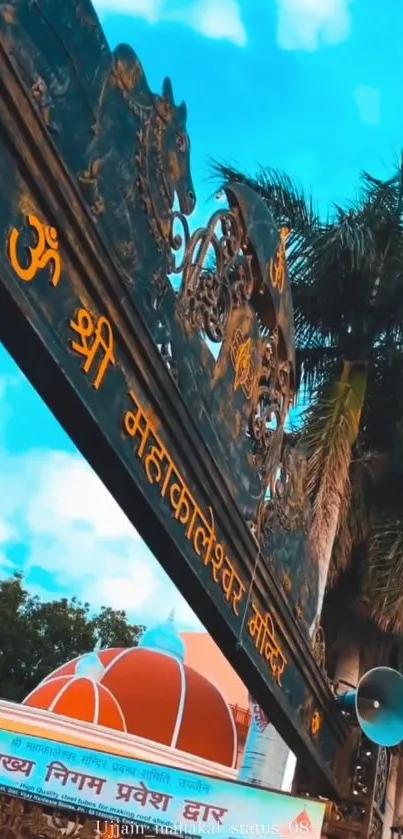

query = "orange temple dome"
[23, 615, 237, 767]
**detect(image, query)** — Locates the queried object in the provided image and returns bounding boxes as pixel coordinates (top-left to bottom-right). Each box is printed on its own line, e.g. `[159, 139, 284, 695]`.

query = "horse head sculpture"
[111, 44, 195, 223]
[153, 77, 196, 217]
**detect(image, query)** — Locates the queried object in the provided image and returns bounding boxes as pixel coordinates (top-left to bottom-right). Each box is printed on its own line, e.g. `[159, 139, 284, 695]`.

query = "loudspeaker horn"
[337, 666, 403, 747]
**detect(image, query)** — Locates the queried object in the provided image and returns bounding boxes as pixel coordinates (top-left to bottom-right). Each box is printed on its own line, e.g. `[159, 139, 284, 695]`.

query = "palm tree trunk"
[307, 361, 368, 625]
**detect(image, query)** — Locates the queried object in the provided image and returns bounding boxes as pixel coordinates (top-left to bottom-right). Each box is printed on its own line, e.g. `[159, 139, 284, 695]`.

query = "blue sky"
[0, 0, 402, 634]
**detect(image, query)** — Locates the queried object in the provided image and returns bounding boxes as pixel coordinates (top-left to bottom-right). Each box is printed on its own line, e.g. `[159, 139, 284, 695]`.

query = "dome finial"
[138, 612, 185, 662]
[75, 649, 105, 681]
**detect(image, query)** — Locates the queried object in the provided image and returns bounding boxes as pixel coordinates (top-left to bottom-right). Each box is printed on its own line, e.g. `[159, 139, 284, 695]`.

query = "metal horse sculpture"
[79, 43, 195, 291]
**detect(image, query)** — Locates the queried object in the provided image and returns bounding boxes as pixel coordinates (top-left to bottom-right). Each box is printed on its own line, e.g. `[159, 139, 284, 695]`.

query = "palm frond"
[329, 453, 376, 587]
[360, 156, 403, 220]
[327, 477, 353, 587]
[315, 212, 377, 272]
[363, 518, 403, 633]
[211, 160, 320, 234]
[296, 343, 339, 397]
[304, 384, 354, 532]
[360, 352, 403, 452]
[303, 363, 368, 576]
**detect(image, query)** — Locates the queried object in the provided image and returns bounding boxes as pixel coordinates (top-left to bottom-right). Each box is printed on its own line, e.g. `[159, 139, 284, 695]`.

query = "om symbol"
[310, 710, 323, 737]
[7, 214, 61, 287]
[269, 227, 289, 294]
[234, 338, 252, 390]
[230, 330, 258, 401]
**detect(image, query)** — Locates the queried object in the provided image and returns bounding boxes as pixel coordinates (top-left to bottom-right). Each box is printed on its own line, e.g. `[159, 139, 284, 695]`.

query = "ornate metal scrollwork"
[254, 329, 304, 536]
[311, 620, 326, 670]
[178, 208, 253, 342]
[309, 621, 336, 693]
[169, 210, 191, 276]
[248, 326, 292, 481]
[373, 747, 389, 812]
[243, 325, 302, 538]
[176, 184, 301, 540]
[369, 811, 383, 839]
[255, 436, 308, 537]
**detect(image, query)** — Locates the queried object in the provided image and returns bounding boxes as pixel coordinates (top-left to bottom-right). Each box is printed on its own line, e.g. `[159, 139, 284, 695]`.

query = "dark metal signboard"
[0, 0, 347, 797]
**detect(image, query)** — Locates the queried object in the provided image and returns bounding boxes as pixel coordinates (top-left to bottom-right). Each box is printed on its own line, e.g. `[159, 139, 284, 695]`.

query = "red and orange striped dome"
[25, 674, 126, 730]
[23, 617, 237, 767]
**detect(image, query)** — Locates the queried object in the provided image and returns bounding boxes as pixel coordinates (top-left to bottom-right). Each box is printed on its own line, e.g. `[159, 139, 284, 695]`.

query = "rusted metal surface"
[0, 0, 348, 796]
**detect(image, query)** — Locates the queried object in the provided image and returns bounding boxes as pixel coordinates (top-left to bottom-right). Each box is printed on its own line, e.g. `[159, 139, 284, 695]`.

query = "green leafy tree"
[0, 574, 144, 702]
[214, 160, 403, 629]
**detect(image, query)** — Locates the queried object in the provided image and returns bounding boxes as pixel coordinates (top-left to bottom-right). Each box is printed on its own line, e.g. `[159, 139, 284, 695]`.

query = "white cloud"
[0, 378, 202, 631]
[354, 85, 380, 125]
[25, 452, 138, 541]
[85, 569, 158, 612]
[0, 517, 15, 545]
[180, 0, 246, 46]
[275, 0, 353, 51]
[93, 0, 246, 46]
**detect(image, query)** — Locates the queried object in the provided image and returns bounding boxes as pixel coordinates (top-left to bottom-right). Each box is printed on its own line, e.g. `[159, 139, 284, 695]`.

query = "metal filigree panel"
[374, 747, 389, 813]
[369, 811, 383, 839]
[323, 733, 389, 839]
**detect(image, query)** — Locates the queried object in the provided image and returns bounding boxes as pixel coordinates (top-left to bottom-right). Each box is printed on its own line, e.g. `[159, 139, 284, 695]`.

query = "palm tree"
[213, 159, 403, 629]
